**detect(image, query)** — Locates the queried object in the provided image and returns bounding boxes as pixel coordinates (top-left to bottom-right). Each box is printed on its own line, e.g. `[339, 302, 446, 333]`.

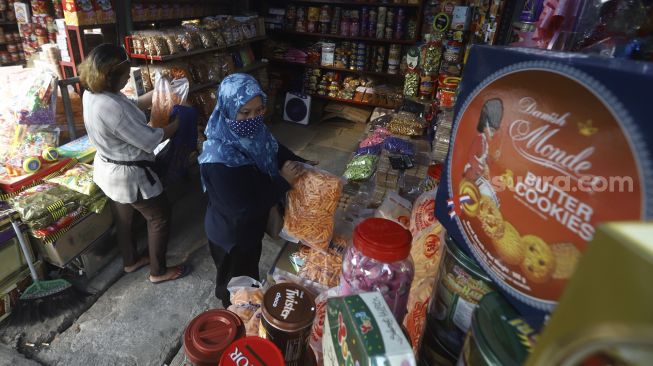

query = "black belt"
[102, 156, 158, 185]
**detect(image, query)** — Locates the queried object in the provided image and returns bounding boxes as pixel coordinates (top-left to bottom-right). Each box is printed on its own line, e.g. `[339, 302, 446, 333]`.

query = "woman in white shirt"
[79, 44, 190, 284]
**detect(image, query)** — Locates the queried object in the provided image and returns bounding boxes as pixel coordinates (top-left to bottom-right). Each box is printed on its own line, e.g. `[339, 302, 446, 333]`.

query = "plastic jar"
[341, 217, 414, 323]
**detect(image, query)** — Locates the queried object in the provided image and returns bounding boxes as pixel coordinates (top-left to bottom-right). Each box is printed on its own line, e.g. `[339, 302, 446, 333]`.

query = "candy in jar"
[340, 217, 414, 323]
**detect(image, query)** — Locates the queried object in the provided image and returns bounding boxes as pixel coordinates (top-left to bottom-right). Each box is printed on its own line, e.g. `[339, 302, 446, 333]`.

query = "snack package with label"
[32, 206, 87, 238]
[150, 73, 189, 128]
[323, 292, 417, 366]
[5, 125, 60, 176]
[9, 182, 83, 222]
[309, 287, 341, 365]
[225, 276, 264, 336]
[281, 164, 343, 251]
[46, 163, 98, 196]
[375, 191, 412, 229]
[291, 244, 344, 289]
[435, 46, 653, 328]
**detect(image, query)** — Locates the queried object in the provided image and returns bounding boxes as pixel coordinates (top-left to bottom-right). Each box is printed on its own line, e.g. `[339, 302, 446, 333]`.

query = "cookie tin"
[426, 235, 494, 355]
[435, 46, 653, 328]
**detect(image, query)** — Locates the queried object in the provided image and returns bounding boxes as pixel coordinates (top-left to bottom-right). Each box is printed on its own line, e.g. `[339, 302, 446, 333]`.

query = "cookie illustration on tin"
[492, 222, 524, 266]
[520, 235, 556, 284]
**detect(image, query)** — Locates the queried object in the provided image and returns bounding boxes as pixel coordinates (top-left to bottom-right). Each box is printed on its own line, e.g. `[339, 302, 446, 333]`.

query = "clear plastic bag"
[226, 276, 264, 336]
[46, 163, 98, 196]
[308, 286, 342, 365]
[150, 73, 189, 128]
[13, 70, 58, 125]
[343, 154, 378, 181]
[281, 163, 344, 251]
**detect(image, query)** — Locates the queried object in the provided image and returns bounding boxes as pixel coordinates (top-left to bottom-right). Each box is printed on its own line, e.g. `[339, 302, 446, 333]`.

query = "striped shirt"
[83, 91, 164, 204]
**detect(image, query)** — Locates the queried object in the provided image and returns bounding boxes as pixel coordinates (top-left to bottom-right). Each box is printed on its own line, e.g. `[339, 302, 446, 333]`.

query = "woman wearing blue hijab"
[198, 74, 307, 307]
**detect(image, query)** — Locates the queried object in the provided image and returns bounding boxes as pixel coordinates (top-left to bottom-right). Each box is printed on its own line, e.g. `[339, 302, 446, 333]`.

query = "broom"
[9, 219, 89, 324]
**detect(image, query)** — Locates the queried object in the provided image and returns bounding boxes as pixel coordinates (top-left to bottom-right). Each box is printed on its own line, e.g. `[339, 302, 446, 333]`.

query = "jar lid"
[262, 283, 316, 332]
[183, 309, 245, 365]
[353, 217, 412, 262]
[219, 336, 285, 366]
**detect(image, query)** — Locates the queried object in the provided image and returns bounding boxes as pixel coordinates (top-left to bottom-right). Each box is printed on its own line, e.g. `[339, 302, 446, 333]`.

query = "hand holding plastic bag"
[150, 73, 189, 128]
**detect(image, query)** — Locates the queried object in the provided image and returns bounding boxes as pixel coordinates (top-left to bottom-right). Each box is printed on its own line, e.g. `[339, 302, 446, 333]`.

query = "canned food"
[426, 234, 495, 355]
[260, 283, 316, 366]
[458, 292, 533, 366]
[419, 320, 456, 366]
[436, 76, 460, 108]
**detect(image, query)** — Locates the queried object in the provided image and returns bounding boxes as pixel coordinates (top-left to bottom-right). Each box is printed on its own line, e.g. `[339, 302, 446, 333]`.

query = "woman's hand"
[281, 161, 304, 185]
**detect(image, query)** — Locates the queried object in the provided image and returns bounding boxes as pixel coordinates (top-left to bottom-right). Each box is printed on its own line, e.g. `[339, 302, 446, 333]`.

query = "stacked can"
[387, 44, 401, 74]
[361, 7, 370, 38]
[318, 5, 331, 34]
[368, 8, 378, 38]
[385, 8, 395, 40]
[307, 7, 320, 33]
[295, 7, 307, 32]
[340, 10, 350, 37]
[350, 10, 360, 37]
[353, 42, 366, 71]
[376, 7, 387, 39]
[330, 7, 342, 35]
[375, 46, 386, 73]
[395, 8, 406, 40]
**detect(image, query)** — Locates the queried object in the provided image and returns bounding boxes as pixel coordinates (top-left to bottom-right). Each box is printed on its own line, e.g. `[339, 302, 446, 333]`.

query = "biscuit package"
[435, 46, 653, 328]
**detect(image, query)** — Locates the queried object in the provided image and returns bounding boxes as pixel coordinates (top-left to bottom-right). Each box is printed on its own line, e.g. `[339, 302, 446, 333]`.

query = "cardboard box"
[323, 292, 416, 366]
[13, 2, 30, 24]
[63, 0, 96, 26]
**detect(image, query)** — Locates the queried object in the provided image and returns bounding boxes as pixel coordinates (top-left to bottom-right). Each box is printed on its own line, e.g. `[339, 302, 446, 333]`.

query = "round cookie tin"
[457, 292, 534, 366]
[426, 234, 494, 355]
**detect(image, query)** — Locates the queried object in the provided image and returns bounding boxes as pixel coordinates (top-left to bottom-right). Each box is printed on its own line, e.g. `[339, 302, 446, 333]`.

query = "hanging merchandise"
[340, 218, 414, 323]
[419, 69, 436, 100]
[435, 46, 653, 329]
[403, 47, 420, 97]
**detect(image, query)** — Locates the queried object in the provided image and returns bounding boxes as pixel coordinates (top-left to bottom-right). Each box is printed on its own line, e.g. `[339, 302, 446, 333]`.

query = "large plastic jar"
[340, 217, 414, 323]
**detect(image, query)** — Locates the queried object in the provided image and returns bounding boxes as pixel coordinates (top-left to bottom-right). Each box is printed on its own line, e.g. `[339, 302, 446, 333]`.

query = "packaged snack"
[293, 244, 343, 288]
[375, 191, 412, 229]
[46, 163, 98, 196]
[32, 206, 86, 238]
[9, 182, 83, 222]
[150, 74, 189, 128]
[323, 292, 416, 366]
[164, 34, 180, 54]
[308, 287, 341, 365]
[226, 276, 264, 336]
[198, 30, 216, 48]
[354, 143, 382, 156]
[383, 136, 414, 155]
[282, 164, 343, 251]
[12, 70, 58, 125]
[343, 154, 377, 181]
[387, 112, 425, 136]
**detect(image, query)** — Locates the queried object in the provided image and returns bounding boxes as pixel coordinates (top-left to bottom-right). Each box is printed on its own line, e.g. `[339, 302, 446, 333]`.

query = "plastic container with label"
[259, 282, 316, 366]
[183, 309, 245, 366]
[341, 217, 414, 323]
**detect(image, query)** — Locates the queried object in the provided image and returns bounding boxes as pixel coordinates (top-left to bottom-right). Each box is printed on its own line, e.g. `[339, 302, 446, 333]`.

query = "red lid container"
[219, 336, 285, 366]
[353, 217, 412, 262]
[183, 309, 245, 366]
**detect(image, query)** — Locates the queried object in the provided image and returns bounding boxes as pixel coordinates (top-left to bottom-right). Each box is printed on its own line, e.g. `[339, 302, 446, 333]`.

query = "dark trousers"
[209, 240, 262, 307]
[112, 194, 170, 276]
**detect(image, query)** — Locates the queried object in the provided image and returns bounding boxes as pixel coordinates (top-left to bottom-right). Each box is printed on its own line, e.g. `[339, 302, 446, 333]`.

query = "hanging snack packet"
[46, 163, 98, 196]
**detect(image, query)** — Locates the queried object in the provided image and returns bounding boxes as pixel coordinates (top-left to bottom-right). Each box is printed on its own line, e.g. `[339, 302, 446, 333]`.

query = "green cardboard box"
[323, 292, 416, 366]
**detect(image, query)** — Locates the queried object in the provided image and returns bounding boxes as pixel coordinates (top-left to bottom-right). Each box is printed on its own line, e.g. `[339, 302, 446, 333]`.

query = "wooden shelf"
[268, 58, 404, 78]
[66, 23, 117, 30]
[127, 35, 268, 61]
[189, 61, 268, 93]
[0, 21, 18, 26]
[277, 30, 417, 45]
[312, 94, 401, 109]
[290, 0, 420, 7]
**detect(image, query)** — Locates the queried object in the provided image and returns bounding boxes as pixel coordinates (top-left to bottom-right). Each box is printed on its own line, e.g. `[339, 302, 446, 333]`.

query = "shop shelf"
[289, 0, 420, 7]
[268, 58, 404, 79]
[312, 93, 401, 109]
[278, 30, 417, 45]
[188, 61, 268, 93]
[125, 35, 268, 61]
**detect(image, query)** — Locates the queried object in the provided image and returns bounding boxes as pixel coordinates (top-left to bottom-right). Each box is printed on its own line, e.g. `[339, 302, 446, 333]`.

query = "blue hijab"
[198, 74, 279, 177]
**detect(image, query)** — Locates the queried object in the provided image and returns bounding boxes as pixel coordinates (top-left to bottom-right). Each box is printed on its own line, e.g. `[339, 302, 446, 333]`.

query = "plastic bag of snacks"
[384, 136, 414, 156]
[4, 125, 60, 176]
[32, 206, 86, 238]
[163, 34, 180, 54]
[12, 70, 58, 125]
[226, 276, 264, 336]
[291, 244, 343, 289]
[343, 154, 378, 182]
[387, 111, 425, 136]
[354, 143, 382, 156]
[9, 183, 83, 222]
[150, 73, 189, 128]
[375, 191, 412, 229]
[46, 163, 98, 196]
[281, 164, 343, 251]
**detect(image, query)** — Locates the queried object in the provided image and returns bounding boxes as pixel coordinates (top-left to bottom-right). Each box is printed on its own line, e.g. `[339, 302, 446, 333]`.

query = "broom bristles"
[9, 282, 91, 325]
